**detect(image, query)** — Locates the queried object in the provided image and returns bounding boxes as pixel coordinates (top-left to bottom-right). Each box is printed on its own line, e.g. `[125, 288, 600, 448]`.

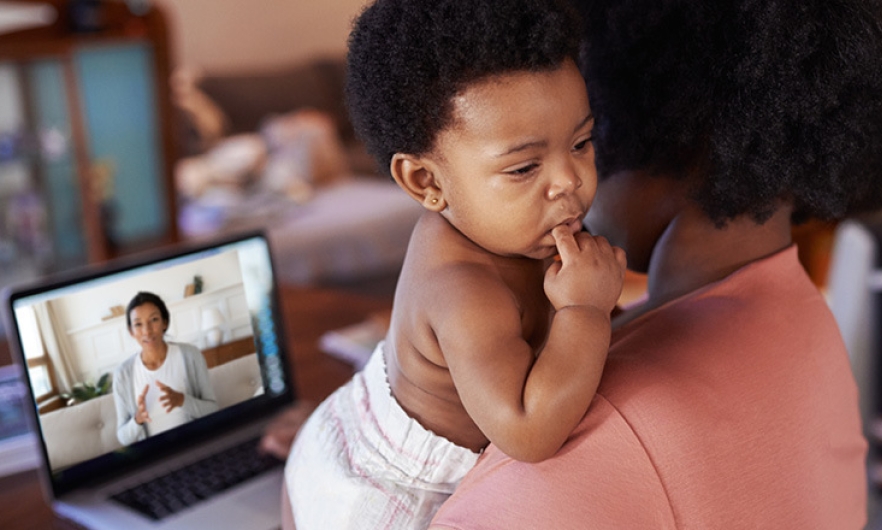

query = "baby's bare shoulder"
[393, 254, 517, 357]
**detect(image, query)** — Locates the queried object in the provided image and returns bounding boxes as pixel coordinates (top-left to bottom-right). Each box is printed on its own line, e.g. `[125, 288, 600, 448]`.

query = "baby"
[283, 0, 626, 528]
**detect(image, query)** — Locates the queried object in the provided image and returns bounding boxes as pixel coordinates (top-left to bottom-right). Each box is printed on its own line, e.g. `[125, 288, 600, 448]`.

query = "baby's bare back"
[385, 214, 549, 453]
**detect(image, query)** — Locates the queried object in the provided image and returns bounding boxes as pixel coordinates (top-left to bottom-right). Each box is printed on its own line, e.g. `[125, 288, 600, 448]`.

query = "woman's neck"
[141, 341, 169, 368]
[617, 205, 793, 327]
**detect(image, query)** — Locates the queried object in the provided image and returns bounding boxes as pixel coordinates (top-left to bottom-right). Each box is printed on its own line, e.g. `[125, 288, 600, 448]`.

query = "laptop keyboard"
[111, 436, 283, 520]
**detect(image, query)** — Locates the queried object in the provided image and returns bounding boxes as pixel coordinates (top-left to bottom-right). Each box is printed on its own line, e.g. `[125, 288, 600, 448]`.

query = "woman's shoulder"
[168, 341, 201, 357]
[114, 353, 139, 373]
[617, 246, 818, 333]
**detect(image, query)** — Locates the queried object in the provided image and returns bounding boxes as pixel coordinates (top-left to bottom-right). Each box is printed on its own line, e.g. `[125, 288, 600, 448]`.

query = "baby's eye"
[506, 163, 538, 177]
[573, 136, 593, 152]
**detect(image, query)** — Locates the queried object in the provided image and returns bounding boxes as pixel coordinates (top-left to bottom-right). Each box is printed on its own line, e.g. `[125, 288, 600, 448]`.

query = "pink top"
[432, 246, 867, 529]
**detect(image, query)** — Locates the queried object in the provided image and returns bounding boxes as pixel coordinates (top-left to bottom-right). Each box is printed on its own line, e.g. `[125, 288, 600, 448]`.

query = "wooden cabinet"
[0, 0, 178, 289]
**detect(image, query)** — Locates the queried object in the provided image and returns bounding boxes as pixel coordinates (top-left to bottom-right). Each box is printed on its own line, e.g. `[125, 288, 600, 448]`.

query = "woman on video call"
[113, 291, 218, 445]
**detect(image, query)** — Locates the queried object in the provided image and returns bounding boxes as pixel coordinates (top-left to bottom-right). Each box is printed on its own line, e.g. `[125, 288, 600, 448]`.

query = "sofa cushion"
[210, 353, 263, 409]
[40, 393, 122, 470]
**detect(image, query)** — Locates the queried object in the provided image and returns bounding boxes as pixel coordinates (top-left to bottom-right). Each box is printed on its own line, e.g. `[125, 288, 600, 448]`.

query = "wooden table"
[0, 284, 393, 530]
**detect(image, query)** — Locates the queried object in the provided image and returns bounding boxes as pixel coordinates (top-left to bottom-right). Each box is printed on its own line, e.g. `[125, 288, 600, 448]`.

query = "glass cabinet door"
[0, 61, 80, 289]
[0, 2, 178, 300]
[0, 48, 175, 288]
[75, 42, 170, 250]
[28, 58, 88, 267]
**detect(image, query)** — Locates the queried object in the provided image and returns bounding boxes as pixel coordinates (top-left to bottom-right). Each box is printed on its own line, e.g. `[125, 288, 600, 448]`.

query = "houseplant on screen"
[60, 373, 111, 406]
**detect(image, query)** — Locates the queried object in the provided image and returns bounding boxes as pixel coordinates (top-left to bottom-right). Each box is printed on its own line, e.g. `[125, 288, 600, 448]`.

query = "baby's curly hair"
[576, 0, 882, 224]
[346, 0, 581, 177]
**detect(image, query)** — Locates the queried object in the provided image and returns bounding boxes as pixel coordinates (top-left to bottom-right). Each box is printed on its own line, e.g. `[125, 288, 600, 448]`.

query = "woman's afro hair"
[576, 0, 882, 224]
[345, 0, 581, 177]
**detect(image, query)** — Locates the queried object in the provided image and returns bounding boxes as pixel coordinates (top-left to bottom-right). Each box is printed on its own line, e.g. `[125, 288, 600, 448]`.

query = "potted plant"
[60, 373, 112, 406]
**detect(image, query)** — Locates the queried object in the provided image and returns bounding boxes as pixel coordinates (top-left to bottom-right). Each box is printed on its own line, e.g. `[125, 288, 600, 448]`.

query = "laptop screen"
[2, 231, 295, 496]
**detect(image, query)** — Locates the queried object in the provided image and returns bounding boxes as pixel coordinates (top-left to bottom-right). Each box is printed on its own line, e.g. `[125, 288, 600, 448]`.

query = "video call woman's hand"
[135, 384, 151, 424]
[156, 380, 185, 412]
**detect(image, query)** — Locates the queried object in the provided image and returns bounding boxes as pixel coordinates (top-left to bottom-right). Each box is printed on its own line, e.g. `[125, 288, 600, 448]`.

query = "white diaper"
[285, 341, 480, 529]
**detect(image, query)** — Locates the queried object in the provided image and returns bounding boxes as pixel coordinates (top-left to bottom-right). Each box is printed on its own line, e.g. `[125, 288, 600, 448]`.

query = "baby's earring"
[426, 194, 443, 210]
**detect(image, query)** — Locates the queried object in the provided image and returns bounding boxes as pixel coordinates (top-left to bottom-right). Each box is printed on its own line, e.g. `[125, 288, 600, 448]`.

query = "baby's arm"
[442, 227, 625, 462]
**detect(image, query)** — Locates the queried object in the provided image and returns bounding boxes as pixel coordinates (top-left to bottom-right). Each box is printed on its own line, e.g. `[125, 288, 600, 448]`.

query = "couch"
[39, 353, 263, 471]
[172, 57, 423, 288]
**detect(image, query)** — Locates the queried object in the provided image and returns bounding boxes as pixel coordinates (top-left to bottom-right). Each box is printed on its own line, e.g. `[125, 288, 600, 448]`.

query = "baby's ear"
[390, 153, 446, 211]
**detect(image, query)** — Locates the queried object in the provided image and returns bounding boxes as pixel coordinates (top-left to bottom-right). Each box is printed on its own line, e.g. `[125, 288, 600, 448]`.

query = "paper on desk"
[0, 365, 39, 476]
[319, 317, 387, 370]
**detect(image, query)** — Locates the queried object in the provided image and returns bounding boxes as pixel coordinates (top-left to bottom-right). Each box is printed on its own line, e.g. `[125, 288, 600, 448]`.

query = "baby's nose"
[547, 168, 581, 200]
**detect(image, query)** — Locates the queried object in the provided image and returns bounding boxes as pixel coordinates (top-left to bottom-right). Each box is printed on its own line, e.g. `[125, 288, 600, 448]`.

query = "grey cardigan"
[113, 342, 219, 445]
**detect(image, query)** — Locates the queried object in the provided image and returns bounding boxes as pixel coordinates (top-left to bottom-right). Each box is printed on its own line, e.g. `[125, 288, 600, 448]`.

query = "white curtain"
[33, 301, 77, 393]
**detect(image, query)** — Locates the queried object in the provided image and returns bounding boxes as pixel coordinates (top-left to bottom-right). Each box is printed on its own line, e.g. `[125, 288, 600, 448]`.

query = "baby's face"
[427, 59, 596, 260]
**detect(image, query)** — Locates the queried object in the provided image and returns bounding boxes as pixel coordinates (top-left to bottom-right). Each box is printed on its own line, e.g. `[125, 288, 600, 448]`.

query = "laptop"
[1, 231, 296, 530]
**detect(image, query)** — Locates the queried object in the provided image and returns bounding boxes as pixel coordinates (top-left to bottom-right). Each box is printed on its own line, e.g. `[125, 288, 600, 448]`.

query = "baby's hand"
[544, 226, 626, 313]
